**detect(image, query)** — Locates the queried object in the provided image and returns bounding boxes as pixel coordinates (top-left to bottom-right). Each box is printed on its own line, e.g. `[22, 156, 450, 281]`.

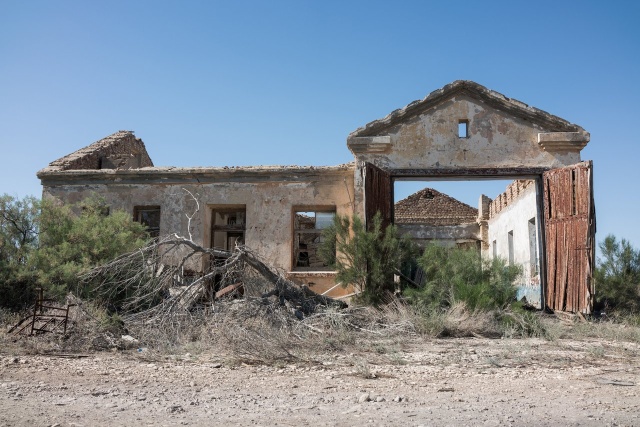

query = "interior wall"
[485, 183, 541, 307]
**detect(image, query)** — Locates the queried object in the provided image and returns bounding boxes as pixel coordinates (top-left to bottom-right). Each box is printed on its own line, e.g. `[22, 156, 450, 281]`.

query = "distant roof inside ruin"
[395, 188, 478, 226]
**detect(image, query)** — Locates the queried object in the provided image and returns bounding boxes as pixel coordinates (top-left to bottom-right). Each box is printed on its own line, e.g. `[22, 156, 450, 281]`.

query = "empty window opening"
[528, 218, 538, 276]
[458, 120, 468, 138]
[211, 207, 245, 251]
[508, 230, 514, 265]
[492, 240, 497, 259]
[294, 210, 335, 271]
[134, 206, 160, 237]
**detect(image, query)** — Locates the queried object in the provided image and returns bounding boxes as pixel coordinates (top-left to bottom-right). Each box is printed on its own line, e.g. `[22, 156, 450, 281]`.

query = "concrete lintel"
[347, 136, 392, 154]
[537, 131, 590, 152]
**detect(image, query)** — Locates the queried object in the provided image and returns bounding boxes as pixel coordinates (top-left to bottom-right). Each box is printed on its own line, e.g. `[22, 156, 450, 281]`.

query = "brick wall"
[488, 180, 535, 218]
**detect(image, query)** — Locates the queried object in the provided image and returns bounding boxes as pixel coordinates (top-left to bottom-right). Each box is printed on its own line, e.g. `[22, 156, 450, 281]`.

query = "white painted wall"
[485, 185, 541, 307]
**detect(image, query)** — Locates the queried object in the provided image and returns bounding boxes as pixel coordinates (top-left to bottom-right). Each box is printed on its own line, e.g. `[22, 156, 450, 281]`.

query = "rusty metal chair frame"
[11, 288, 75, 336]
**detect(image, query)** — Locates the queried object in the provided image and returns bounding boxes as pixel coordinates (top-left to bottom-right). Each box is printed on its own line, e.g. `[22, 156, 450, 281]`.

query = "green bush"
[594, 234, 640, 313]
[405, 243, 521, 311]
[0, 195, 40, 310]
[35, 196, 150, 300]
[0, 194, 150, 309]
[319, 212, 417, 305]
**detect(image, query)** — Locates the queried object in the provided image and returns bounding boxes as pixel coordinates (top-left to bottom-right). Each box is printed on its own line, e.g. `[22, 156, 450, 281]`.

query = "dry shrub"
[559, 317, 640, 343]
[439, 303, 502, 338]
[216, 301, 305, 363]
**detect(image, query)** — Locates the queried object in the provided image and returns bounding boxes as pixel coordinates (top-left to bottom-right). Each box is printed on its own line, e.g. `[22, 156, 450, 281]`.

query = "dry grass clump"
[557, 317, 640, 343]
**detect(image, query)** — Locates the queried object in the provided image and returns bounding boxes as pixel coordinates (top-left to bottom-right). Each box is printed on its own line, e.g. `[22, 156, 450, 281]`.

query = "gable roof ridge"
[349, 80, 586, 138]
[395, 187, 479, 226]
[396, 187, 477, 212]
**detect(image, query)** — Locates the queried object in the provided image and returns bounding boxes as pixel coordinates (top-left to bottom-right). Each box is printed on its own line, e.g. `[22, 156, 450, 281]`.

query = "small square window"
[458, 120, 468, 138]
[134, 206, 161, 237]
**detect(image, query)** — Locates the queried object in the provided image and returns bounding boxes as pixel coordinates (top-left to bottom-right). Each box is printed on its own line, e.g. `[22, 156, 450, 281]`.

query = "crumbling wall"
[397, 223, 481, 249]
[351, 95, 583, 171]
[40, 165, 355, 298]
[42, 131, 153, 172]
[394, 187, 481, 248]
[485, 181, 541, 307]
[489, 180, 535, 218]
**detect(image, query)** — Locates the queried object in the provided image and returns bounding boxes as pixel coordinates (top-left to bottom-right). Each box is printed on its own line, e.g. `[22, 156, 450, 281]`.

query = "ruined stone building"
[394, 188, 481, 250]
[37, 80, 596, 313]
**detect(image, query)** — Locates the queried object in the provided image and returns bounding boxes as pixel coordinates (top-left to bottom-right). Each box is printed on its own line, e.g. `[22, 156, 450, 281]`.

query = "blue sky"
[1, 1, 639, 247]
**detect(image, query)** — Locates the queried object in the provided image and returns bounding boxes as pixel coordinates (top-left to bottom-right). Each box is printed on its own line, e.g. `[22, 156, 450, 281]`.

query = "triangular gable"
[349, 80, 586, 139]
[347, 81, 590, 170]
[40, 130, 153, 173]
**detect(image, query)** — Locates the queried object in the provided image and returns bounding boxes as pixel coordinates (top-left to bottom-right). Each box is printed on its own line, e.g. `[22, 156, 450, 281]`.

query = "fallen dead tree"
[81, 234, 346, 328]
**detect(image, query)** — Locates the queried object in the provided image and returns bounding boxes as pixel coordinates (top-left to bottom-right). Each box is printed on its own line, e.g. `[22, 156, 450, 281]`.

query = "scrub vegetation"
[0, 194, 148, 310]
[1, 198, 639, 358]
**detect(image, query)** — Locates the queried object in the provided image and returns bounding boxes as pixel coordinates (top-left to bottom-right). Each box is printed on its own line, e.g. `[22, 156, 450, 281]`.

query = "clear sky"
[1, 1, 638, 248]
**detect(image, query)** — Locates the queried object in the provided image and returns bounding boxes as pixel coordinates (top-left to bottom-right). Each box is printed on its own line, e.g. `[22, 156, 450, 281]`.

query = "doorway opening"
[393, 177, 543, 307]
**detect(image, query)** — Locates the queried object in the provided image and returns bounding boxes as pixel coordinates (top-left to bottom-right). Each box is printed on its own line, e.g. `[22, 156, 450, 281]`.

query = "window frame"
[133, 205, 161, 237]
[292, 207, 336, 272]
[210, 206, 246, 251]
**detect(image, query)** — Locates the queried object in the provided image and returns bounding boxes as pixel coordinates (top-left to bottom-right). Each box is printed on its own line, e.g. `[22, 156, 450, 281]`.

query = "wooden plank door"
[543, 161, 596, 313]
[364, 162, 392, 230]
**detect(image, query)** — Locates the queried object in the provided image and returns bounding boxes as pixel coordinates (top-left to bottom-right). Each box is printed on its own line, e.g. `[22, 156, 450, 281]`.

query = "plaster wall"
[485, 184, 541, 307]
[41, 168, 355, 297]
[352, 96, 582, 170]
[349, 96, 585, 221]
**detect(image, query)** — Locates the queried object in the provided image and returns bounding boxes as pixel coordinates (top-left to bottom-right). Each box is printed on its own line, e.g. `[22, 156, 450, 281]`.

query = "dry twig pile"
[81, 235, 346, 348]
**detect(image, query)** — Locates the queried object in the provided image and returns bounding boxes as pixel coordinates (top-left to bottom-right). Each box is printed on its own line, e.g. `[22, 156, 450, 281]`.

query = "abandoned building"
[37, 80, 596, 313]
[394, 188, 481, 250]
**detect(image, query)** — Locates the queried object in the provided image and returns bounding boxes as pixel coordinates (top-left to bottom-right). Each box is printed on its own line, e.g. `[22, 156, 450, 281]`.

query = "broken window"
[293, 210, 335, 271]
[211, 207, 245, 251]
[134, 206, 161, 237]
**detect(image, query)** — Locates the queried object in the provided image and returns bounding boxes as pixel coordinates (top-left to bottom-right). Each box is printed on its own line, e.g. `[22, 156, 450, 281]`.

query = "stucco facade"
[39, 162, 355, 297]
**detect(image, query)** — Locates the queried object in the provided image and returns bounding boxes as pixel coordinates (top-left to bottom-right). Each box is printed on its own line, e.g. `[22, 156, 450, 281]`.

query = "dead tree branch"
[81, 235, 346, 328]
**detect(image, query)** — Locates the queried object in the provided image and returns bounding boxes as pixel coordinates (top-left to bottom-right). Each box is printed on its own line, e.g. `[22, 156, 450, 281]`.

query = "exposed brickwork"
[395, 188, 478, 226]
[488, 180, 535, 218]
[44, 130, 153, 172]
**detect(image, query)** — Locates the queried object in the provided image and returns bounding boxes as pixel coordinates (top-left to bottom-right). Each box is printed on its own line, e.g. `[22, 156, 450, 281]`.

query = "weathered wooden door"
[543, 161, 596, 313]
[364, 162, 392, 230]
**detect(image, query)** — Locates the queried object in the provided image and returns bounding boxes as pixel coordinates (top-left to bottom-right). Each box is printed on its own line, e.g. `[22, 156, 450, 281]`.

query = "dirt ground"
[1, 336, 639, 427]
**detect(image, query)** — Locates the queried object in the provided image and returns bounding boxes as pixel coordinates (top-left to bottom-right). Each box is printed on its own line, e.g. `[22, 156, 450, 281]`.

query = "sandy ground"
[1, 337, 639, 427]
